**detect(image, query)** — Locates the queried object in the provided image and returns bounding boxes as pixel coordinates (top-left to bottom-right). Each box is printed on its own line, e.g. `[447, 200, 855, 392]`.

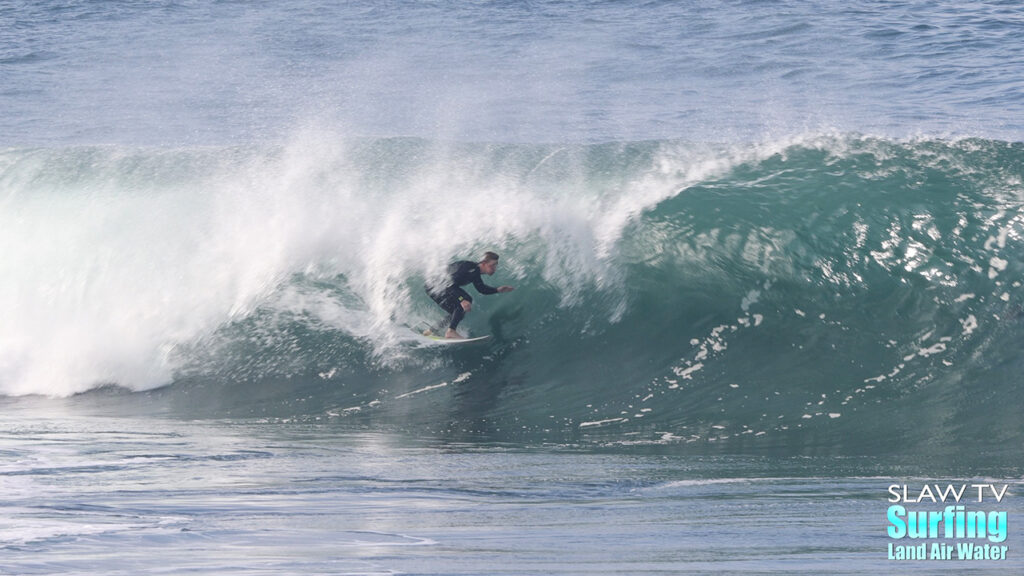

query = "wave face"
[2, 134, 1022, 452]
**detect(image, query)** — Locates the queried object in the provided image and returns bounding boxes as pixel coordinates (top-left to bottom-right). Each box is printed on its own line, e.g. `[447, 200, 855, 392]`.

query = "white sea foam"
[0, 134, 783, 396]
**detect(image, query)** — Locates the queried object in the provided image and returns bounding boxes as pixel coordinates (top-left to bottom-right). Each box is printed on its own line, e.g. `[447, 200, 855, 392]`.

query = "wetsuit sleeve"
[471, 269, 498, 295]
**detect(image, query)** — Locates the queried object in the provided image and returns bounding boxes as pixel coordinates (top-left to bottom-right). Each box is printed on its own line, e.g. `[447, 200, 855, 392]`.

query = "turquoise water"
[2, 1, 1023, 573]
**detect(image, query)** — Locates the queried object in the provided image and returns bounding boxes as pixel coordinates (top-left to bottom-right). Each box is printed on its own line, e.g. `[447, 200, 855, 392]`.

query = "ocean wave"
[2, 133, 1022, 452]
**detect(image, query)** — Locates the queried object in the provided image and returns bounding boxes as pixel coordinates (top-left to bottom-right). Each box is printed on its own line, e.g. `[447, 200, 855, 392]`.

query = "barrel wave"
[2, 133, 1022, 454]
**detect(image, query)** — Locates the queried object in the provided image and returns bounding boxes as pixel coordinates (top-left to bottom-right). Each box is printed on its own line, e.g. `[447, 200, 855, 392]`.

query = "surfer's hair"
[482, 251, 499, 263]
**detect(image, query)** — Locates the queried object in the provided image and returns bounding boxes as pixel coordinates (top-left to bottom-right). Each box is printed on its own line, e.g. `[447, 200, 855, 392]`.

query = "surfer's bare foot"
[445, 329, 463, 339]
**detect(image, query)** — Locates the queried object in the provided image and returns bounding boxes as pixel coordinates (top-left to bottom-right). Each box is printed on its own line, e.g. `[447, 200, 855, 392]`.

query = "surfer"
[425, 252, 515, 339]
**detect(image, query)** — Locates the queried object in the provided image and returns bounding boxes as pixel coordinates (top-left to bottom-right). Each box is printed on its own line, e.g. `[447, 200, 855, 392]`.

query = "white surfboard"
[412, 327, 491, 344]
[420, 333, 491, 344]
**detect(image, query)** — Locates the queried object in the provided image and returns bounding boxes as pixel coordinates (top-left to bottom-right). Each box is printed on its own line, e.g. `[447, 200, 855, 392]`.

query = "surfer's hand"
[461, 300, 472, 312]
[498, 286, 515, 293]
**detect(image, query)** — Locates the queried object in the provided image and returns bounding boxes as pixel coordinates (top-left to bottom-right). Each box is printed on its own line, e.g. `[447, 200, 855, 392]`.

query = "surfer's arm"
[471, 274, 499, 295]
[472, 277, 514, 294]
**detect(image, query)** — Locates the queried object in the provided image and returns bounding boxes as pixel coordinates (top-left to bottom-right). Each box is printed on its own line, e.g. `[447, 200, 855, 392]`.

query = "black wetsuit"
[426, 261, 498, 330]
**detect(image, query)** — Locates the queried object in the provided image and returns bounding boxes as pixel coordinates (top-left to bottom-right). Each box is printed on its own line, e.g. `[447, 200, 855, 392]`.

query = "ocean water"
[2, 1, 1023, 573]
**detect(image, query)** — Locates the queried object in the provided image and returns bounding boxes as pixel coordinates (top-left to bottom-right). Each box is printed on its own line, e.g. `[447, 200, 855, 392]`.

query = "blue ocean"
[2, 1, 1023, 573]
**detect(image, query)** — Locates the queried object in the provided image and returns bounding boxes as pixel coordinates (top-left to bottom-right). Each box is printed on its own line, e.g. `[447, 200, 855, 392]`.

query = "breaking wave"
[2, 132, 1022, 453]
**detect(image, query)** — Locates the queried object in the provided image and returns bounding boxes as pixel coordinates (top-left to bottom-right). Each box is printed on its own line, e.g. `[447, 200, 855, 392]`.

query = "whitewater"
[2, 1, 1023, 574]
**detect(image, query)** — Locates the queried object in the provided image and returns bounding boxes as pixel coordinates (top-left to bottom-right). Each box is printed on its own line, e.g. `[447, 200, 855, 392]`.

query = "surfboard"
[421, 333, 491, 344]
[410, 325, 491, 344]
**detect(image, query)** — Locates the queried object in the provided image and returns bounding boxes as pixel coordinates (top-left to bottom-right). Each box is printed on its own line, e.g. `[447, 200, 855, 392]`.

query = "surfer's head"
[480, 252, 499, 275]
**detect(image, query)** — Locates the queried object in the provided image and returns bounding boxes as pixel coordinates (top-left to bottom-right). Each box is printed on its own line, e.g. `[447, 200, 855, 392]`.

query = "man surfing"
[425, 251, 515, 339]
